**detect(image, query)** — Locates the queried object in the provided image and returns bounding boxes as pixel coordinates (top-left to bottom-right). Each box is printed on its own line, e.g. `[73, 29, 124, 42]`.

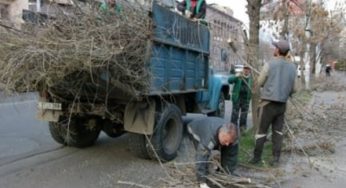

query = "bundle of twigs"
[0, 3, 151, 100]
[163, 161, 273, 188]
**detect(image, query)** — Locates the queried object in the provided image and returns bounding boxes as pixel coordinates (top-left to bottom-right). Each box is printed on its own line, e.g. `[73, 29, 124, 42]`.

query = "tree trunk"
[280, 0, 290, 39]
[246, 0, 262, 130]
[311, 43, 317, 75]
[300, 48, 306, 86]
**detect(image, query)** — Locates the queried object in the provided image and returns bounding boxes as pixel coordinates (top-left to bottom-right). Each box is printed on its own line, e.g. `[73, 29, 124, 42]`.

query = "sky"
[326, 0, 339, 10]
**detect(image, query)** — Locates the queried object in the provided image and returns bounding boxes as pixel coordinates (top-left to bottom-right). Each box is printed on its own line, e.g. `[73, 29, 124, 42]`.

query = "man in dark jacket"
[177, 0, 207, 20]
[228, 66, 253, 134]
[325, 64, 332, 76]
[251, 39, 297, 166]
[187, 117, 238, 188]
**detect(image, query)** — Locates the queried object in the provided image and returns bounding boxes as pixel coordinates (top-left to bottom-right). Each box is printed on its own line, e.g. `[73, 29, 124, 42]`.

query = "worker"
[250, 39, 297, 166]
[177, 0, 207, 20]
[228, 66, 253, 134]
[187, 117, 238, 188]
[99, 0, 122, 15]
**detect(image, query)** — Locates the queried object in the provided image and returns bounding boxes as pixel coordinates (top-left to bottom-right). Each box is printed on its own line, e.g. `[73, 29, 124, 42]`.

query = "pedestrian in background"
[326, 64, 332, 77]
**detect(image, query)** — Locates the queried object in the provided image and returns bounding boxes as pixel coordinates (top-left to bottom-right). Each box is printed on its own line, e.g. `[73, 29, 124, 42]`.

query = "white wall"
[0, 0, 28, 28]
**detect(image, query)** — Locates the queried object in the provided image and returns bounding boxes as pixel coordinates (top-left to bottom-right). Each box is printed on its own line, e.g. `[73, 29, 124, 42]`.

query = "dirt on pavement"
[160, 72, 346, 188]
[0, 72, 345, 188]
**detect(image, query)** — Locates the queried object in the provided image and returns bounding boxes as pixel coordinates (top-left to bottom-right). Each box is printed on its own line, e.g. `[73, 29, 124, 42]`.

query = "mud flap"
[36, 109, 63, 122]
[124, 100, 156, 135]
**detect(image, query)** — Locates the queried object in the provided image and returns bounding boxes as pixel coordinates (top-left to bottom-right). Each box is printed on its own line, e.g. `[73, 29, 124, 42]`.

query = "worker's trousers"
[253, 101, 286, 160]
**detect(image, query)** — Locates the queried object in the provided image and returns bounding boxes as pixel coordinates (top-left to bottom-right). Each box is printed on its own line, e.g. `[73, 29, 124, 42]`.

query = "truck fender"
[124, 100, 156, 135]
[208, 76, 229, 111]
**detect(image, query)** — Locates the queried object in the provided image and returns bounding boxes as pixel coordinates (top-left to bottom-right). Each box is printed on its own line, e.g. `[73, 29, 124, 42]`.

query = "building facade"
[130, 1, 247, 73]
[206, 4, 246, 73]
[0, 0, 74, 27]
[0, 0, 28, 27]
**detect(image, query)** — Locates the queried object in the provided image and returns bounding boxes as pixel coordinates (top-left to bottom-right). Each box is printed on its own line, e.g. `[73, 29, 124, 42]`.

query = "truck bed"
[149, 3, 209, 95]
[42, 3, 210, 102]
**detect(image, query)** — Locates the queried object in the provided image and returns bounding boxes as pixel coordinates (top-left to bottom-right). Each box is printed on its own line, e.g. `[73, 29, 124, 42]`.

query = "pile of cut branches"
[0, 3, 151, 100]
[163, 162, 273, 188]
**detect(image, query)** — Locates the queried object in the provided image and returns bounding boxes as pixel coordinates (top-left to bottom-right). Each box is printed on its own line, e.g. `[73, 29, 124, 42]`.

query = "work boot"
[249, 156, 261, 164]
[269, 156, 280, 167]
[250, 137, 266, 165]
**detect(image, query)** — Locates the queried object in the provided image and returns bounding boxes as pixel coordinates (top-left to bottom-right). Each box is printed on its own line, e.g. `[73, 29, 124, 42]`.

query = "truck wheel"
[127, 133, 150, 159]
[102, 120, 124, 138]
[65, 118, 101, 148]
[148, 104, 183, 162]
[48, 117, 101, 148]
[49, 122, 66, 145]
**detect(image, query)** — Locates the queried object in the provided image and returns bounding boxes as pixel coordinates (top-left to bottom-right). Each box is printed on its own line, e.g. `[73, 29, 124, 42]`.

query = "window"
[28, 0, 38, 11]
[221, 48, 228, 62]
[0, 4, 9, 19]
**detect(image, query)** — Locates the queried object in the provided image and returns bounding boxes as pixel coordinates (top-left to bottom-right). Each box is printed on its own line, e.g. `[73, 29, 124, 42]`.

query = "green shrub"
[335, 59, 346, 71]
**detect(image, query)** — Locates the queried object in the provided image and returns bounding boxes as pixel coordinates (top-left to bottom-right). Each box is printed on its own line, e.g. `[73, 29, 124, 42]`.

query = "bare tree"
[246, 0, 262, 128]
[246, 0, 306, 127]
[292, 2, 343, 81]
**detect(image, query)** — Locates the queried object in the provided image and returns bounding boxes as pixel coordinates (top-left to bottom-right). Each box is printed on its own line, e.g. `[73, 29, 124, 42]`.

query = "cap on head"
[273, 39, 290, 54]
[243, 65, 251, 70]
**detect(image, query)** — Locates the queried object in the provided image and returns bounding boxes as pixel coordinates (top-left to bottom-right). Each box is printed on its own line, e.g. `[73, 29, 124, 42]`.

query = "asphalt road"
[0, 93, 236, 188]
[0, 94, 168, 188]
[2, 87, 345, 188]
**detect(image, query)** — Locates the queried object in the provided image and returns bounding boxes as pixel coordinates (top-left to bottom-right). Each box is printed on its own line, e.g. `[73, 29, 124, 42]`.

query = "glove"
[186, 10, 192, 18]
[200, 183, 210, 188]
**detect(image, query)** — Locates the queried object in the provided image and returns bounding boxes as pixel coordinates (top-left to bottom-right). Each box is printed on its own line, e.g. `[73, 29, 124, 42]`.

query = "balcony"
[0, 0, 16, 5]
[49, 0, 73, 5]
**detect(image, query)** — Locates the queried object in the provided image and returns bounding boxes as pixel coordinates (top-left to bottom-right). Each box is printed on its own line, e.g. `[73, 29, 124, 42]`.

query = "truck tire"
[49, 122, 66, 145]
[65, 118, 101, 148]
[48, 117, 101, 148]
[127, 133, 150, 159]
[148, 104, 183, 162]
[102, 120, 124, 138]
